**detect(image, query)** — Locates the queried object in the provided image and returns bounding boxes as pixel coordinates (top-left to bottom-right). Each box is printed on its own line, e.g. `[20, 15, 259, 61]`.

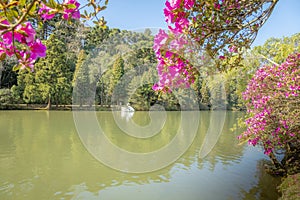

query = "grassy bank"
[278, 173, 300, 200]
[0, 104, 112, 111]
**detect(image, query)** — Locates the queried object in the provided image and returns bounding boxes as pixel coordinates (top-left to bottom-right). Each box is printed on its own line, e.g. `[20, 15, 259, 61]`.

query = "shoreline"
[0, 104, 245, 111]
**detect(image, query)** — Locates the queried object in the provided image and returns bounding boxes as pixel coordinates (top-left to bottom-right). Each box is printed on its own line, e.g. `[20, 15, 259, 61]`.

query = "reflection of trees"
[98, 111, 180, 153]
[0, 111, 174, 199]
[0, 111, 279, 200]
[197, 111, 246, 171]
[238, 160, 281, 200]
[167, 111, 246, 171]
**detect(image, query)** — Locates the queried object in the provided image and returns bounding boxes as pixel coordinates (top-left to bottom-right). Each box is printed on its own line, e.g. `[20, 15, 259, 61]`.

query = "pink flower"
[264, 148, 272, 155]
[169, 36, 188, 51]
[229, 45, 237, 53]
[1, 31, 13, 45]
[0, 20, 13, 45]
[153, 29, 169, 53]
[248, 138, 258, 146]
[152, 83, 163, 91]
[214, 3, 221, 10]
[289, 133, 295, 137]
[38, 3, 55, 20]
[63, 0, 81, 20]
[289, 85, 298, 91]
[184, 0, 195, 9]
[168, 0, 181, 9]
[29, 39, 47, 59]
[164, 7, 175, 24]
[168, 17, 189, 34]
[15, 22, 36, 44]
[18, 51, 36, 71]
[0, 42, 15, 56]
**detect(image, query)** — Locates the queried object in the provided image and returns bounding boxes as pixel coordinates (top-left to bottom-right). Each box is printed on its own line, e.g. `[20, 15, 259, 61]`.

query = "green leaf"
[0, 53, 6, 60]
[105, 0, 109, 5]
[12, 10, 19, 18]
[100, 6, 107, 11]
[28, 2, 37, 16]
[7, 1, 19, 8]
[19, 0, 26, 7]
[6, 11, 13, 21]
[66, 4, 76, 9]
[48, 0, 57, 8]
[15, 52, 22, 60]
[13, 64, 21, 72]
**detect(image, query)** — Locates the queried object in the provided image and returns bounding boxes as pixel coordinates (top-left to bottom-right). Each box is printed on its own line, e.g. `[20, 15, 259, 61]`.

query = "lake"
[0, 111, 280, 200]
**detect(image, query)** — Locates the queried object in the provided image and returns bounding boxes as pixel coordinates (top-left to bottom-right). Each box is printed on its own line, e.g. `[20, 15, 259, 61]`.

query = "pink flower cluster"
[164, 0, 194, 34]
[152, 29, 196, 92]
[0, 21, 46, 70]
[39, 0, 81, 21]
[239, 53, 300, 155]
[153, 0, 197, 91]
[153, 0, 245, 91]
[0, 0, 81, 70]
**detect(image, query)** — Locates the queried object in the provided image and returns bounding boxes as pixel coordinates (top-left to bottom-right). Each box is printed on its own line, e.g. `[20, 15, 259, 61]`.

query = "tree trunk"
[269, 151, 284, 171]
[45, 95, 51, 110]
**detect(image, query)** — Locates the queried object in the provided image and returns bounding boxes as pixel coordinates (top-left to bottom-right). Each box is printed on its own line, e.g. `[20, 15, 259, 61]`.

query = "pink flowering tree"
[153, 0, 300, 174]
[153, 0, 279, 91]
[239, 53, 300, 174]
[0, 0, 108, 71]
[152, 29, 199, 91]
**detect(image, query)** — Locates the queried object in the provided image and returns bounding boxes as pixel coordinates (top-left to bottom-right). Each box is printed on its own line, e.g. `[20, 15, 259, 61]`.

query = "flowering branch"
[153, 0, 279, 91]
[0, 0, 109, 71]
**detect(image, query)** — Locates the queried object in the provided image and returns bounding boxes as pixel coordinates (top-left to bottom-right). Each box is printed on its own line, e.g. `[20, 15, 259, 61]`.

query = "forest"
[0, 0, 300, 199]
[0, 17, 299, 111]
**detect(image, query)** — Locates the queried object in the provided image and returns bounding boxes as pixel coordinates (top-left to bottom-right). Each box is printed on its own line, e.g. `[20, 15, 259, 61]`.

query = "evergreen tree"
[84, 25, 111, 52]
[24, 34, 73, 109]
[72, 50, 90, 107]
[0, 57, 18, 88]
[108, 55, 125, 104]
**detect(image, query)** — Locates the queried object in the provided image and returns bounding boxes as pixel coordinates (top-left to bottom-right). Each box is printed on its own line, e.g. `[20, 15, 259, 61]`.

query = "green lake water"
[0, 111, 280, 200]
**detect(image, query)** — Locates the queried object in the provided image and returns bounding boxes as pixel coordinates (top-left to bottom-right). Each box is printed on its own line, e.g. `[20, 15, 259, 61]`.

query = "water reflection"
[74, 111, 200, 172]
[0, 111, 280, 200]
[120, 110, 134, 122]
[238, 160, 281, 200]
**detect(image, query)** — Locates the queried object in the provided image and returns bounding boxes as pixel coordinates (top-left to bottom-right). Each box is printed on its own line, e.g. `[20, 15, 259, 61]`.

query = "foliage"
[253, 33, 300, 65]
[278, 174, 300, 200]
[72, 49, 90, 106]
[129, 83, 158, 111]
[0, 0, 108, 70]
[152, 0, 279, 91]
[108, 55, 125, 104]
[239, 53, 300, 173]
[93, 29, 157, 106]
[0, 88, 13, 105]
[0, 56, 18, 88]
[84, 25, 110, 52]
[20, 34, 73, 107]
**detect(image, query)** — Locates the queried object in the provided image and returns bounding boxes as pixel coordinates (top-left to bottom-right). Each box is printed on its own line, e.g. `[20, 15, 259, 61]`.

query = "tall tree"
[84, 25, 111, 53]
[21, 34, 73, 108]
[108, 55, 125, 104]
[72, 50, 90, 107]
[253, 33, 300, 65]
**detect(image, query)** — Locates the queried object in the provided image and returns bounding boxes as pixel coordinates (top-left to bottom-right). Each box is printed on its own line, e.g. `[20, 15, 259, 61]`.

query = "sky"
[88, 0, 300, 47]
